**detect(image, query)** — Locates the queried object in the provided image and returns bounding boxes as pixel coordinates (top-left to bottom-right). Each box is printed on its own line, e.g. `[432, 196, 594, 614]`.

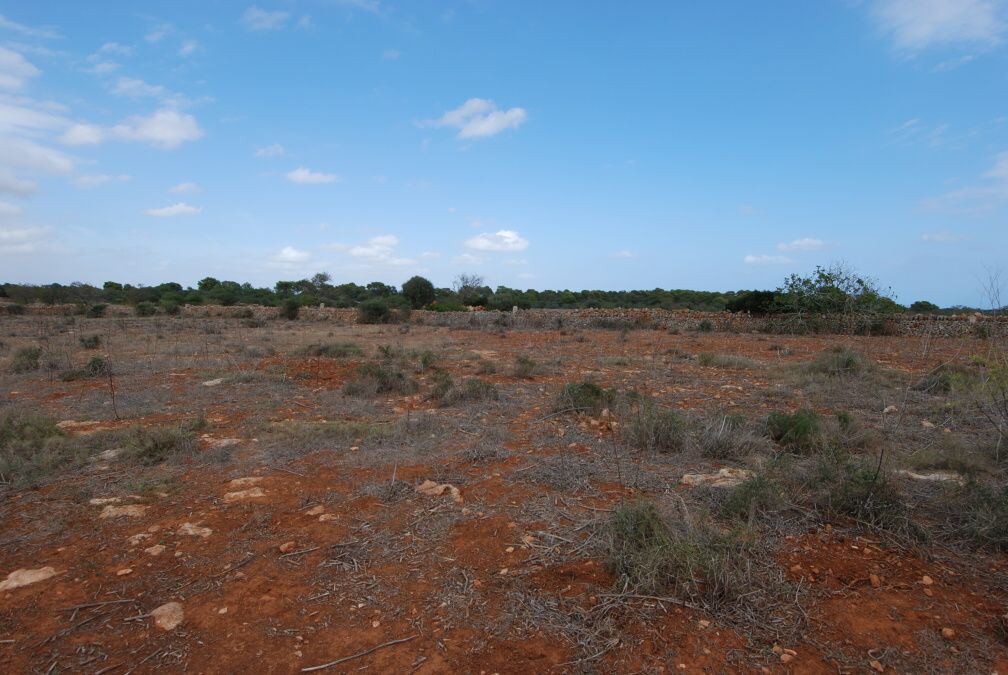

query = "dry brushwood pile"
[1, 313, 1007, 673]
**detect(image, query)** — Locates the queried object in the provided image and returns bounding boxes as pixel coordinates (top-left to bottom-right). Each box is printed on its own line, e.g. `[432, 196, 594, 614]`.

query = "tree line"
[0, 266, 984, 316]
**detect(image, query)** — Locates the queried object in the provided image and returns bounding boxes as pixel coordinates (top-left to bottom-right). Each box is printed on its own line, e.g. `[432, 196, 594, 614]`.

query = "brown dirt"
[1, 318, 1006, 673]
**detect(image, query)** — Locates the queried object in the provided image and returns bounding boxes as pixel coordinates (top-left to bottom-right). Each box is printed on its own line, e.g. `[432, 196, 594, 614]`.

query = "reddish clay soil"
[1, 320, 1006, 673]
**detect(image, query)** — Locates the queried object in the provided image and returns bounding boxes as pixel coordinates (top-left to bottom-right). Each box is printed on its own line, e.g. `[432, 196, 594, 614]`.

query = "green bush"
[134, 301, 157, 317]
[697, 353, 758, 369]
[122, 426, 197, 466]
[809, 347, 866, 376]
[939, 480, 1008, 551]
[0, 412, 80, 487]
[554, 380, 618, 415]
[697, 415, 763, 459]
[358, 298, 391, 324]
[61, 356, 110, 381]
[605, 500, 752, 605]
[342, 362, 419, 397]
[10, 346, 41, 373]
[767, 409, 821, 452]
[79, 334, 101, 349]
[5, 304, 25, 315]
[697, 318, 714, 332]
[280, 298, 300, 320]
[825, 463, 906, 530]
[621, 404, 686, 453]
[86, 304, 107, 318]
[427, 301, 467, 312]
[513, 355, 537, 378]
[720, 475, 785, 521]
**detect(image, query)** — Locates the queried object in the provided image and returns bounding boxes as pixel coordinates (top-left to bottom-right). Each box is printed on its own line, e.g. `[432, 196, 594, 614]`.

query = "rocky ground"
[0, 315, 1006, 673]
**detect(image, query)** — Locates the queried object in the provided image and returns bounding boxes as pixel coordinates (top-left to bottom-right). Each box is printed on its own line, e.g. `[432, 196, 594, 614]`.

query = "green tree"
[402, 276, 436, 308]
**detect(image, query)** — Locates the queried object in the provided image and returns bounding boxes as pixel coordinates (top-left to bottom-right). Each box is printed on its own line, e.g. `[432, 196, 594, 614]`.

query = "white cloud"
[744, 254, 794, 265]
[241, 6, 290, 31]
[0, 200, 21, 217]
[0, 170, 35, 196]
[179, 40, 198, 57]
[0, 225, 50, 254]
[871, 0, 1006, 51]
[75, 174, 130, 188]
[110, 109, 203, 148]
[922, 231, 964, 242]
[0, 137, 73, 173]
[0, 46, 40, 90]
[611, 250, 635, 259]
[88, 61, 120, 75]
[426, 98, 527, 139]
[464, 229, 529, 252]
[60, 123, 103, 145]
[144, 202, 201, 217]
[170, 181, 199, 193]
[99, 42, 133, 56]
[381, 48, 400, 60]
[286, 166, 340, 184]
[112, 77, 165, 99]
[273, 245, 311, 263]
[328, 234, 415, 266]
[255, 143, 284, 157]
[777, 238, 827, 252]
[0, 14, 60, 40]
[145, 24, 172, 43]
[926, 150, 1008, 212]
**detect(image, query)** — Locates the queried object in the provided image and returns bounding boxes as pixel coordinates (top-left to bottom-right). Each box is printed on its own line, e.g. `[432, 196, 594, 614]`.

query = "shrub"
[61, 356, 110, 381]
[697, 318, 714, 332]
[429, 369, 454, 400]
[476, 359, 497, 374]
[427, 300, 467, 312]
[938, 479, 1008, 551]
[513, 355, 537, 378]
[5, 304, 26, 315]
[825, 463, 906, 530]
[555, 380, 618, 415]
[86, 304, 107, 318]
[358, 298, 391, 324]
[605, 500, 752, 605]
[767, 409, 821, 452]
[280, 298, 300, 320]
[697, 353, 758, 369]
[10, 346, 41, 373]
[444, 377, 499, 405]
[342, 362, 418, 397]
[79, 334, 101, 349]
[416, 350, 436, 372]
[621, 404, 686, 453]
[808, 347, 866, 376]
[0, 412, 80, 487]
[697, 415, 763, 459]
[122, 426, 197, 466]
[134, 301, 157, 317]
[720, 474, 785, 521]
[298, 342, 363, 358]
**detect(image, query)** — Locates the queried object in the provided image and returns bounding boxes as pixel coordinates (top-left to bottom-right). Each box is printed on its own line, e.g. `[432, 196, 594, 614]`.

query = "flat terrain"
[1, 314, 1006, 673]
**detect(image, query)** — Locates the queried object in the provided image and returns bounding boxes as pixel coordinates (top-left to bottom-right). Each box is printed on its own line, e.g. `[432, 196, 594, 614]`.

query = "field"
[1, 313, 1007, 673]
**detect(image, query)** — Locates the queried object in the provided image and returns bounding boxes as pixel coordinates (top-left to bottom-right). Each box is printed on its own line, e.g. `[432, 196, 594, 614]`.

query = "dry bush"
[697, 352, 758, 369]
[695, 414, 766, 459]
[343, 362, 419, 397]
[621, 404, 686, 453]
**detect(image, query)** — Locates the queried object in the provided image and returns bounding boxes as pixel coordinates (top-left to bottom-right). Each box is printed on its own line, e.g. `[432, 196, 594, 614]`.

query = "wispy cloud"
[286, 166, 340, 184]
[925, 151, 1008, 213]
[144, 202, 201, 217]
[62, 109, 204, 149]
[255, 143, 284, 157]
[0, 225, 51, 254]
[74, 174, 131, 188]
[169, 181, 199, 193]
[425, 98, 527, 139]
[241, 6, 290, 31]
[0, 46, 41, 90]
[611, 250, 635, 259]
[870, 0, 1006, 51]
[777, 238, 827, 252]
[0, 14, 61, 40]
[464, 229, 529, 252]
[922, 231, 964, 243]
[179, 39, 198, 57]
[744, 254, 794, 265]
[381, 48, 400, 60]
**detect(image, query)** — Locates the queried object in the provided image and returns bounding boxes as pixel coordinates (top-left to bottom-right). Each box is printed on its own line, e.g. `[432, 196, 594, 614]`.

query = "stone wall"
[2, 302, 1005, 338]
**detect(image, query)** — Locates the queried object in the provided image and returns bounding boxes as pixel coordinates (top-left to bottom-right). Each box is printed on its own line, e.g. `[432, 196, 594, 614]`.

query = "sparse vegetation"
[555, 380, 619, 415]
[79, 334, 101, 349]
[697, 352, 758, 369]
[513, 355, 537, 378]
[342, 362, 419, 397]
[297, 342, 363, 358]
[767, 409, 821, 452]
[621, 404, 686, 453]
[808, 346, 868, 376]
[10, 346, 41, 373]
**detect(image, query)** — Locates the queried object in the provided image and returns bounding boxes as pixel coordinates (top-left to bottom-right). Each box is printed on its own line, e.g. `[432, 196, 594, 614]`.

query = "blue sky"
[0, 1, 1006, 305]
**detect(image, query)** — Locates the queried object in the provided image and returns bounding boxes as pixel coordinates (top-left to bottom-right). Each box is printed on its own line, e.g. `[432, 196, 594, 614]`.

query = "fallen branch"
[301, 635, 417, 672]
